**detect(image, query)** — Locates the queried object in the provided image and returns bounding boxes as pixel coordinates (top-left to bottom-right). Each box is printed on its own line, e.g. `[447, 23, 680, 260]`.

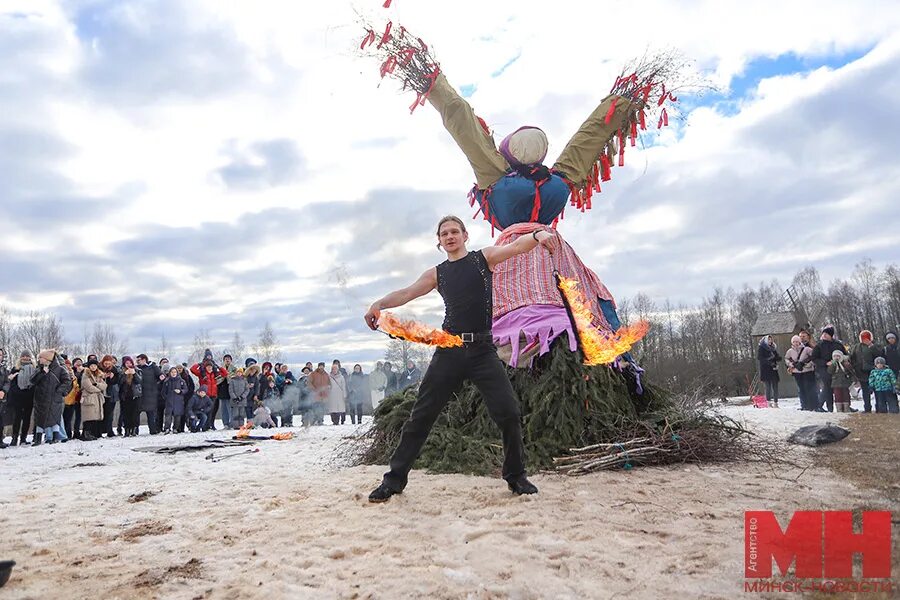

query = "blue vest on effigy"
[471, 170, 570, 230]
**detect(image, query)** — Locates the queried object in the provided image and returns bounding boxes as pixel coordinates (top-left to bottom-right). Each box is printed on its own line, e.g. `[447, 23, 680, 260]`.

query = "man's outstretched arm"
[483, 229, 556, 271]
[364, 268, 438, 330]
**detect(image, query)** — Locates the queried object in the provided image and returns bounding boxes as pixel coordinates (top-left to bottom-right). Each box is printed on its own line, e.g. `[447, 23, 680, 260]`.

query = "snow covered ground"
[0, 404, 886, 599]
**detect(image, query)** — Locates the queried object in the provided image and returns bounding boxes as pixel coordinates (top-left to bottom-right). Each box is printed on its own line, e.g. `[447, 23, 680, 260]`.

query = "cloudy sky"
[2, 0, 900, 365]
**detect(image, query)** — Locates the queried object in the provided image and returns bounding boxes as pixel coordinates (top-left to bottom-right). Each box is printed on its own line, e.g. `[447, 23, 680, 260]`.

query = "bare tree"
[384, 338, 432, 370]
[255, 322, 281, 362]
[0, 306, 13, 356]
[154, 333, 172, 362]
[14, 311, 66, 358]
[187, 329, 215, 365]
[89, 322, 128, 358]
[225, 331, 246, 363]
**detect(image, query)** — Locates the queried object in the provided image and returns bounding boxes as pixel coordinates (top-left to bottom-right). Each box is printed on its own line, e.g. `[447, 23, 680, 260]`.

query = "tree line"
[620, 259, 900, 396]
[3, 259, 899, 395]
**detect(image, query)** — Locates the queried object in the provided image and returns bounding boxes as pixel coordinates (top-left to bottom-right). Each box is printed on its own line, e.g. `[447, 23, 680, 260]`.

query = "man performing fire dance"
[364, 215, 556, 502]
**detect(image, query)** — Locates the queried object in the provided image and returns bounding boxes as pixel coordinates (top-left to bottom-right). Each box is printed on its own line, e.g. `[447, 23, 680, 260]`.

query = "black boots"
[31, 432, 43, 447]
[508, 476, 539, 496]
[368, 483, 402, 503]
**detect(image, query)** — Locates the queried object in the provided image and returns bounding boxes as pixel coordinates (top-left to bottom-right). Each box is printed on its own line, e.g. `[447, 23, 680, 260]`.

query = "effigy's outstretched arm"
[428, 74, 509, 190]
[552, 95, 634, 188]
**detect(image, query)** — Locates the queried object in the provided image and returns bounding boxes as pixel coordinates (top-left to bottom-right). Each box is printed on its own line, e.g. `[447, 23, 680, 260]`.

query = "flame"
[272, 432, 294, 441]
[377, 311, 463, 347]
[556, 275, 650, 365]
[235, 422, 254, 439]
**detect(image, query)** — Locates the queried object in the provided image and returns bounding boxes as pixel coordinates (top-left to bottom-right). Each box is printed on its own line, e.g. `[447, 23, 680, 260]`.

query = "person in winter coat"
[0, 348, 10, 448]
[161, 366, 188, 433]
[227, 367, 249, 429]
[810, 325, 847, 412]
[80, 358, 107, 440]
[243, 360, 262, 420]
[99, 355, 121, 437]
[326, 363, 347, 425]
[175, 364, 195, 432]
[850, 330, 882, 413]
[252, 399, 277, 428]
[0, 348, 12, 449]
[7, 351, 37, 445]
[278, 366, 299, 427]
[136, 354, 162, 434]
[400, 360, 423, 390]
[190, 352, 227, 429]
[119, 357, 144, 437]
[369, 361, 387, 409]
[347, 364, 371, 425]
[187, 385, 213, 432]
[383, 362, 400, 396]
[61, 358, 81, 440]
[827, 350, 856, 413]
[785, 335, 816, 410]
[757, 336, 781, 408]
[883, 332, 900, 376]
[308, 362, 331, 425]
[260, 374, 280, 423]
[868, 357, 899, 414]
[31, 349, 73, 445]
[217, 354, 235, 429]
[296, 366, 315, 427]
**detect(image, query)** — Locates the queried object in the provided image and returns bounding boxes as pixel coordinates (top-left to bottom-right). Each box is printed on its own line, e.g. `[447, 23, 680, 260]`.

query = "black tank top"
[436, 250, 492, 334]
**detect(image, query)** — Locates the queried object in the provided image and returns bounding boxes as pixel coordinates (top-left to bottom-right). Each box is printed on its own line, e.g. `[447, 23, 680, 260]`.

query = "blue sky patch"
[702, 47, 873, 115]
[491, 51, 522, 78]
[460, 84, 477, 98]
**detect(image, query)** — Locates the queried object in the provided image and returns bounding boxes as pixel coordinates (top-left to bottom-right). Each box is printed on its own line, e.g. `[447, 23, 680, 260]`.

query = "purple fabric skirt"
[492, 304, 578, 368]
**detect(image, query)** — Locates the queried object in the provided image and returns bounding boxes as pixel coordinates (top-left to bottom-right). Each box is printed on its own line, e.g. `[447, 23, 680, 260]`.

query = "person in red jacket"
[190, 349, 227, 429]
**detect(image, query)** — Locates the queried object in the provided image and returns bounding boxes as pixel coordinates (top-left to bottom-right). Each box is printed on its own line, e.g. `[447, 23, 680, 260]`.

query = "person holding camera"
[785, 335, 816, 410]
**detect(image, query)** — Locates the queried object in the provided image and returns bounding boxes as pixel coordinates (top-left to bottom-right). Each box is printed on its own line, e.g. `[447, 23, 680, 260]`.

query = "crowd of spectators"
[0, 347, 425, 448]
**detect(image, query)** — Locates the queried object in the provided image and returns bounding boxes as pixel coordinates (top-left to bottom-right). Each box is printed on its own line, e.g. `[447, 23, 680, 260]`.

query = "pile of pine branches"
[348, 334, 771, 476]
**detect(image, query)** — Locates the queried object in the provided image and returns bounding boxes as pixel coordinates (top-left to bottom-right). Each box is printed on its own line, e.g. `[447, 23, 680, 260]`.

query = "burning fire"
[235, 423, 254, 439]
[556, 275, 650, 365]
[377, 311, 463, 347]
[272, 432, 294, 441]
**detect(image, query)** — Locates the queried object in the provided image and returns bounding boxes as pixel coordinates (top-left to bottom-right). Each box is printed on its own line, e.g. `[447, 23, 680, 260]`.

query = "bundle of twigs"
[358, 19, 440, 112]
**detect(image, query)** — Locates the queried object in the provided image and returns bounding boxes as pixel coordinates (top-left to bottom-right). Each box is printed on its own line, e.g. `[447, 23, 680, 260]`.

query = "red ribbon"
[600, 154, 611, 181]
[639, 109, 646, 130]
[376, 21, 392, 49]
[383, 0, 392, 7]
[398, 47, 416, 66]
[604, 97, 619, 124]
[629, 121, 637, 146]
[380, 56, 397, 78]
[360, 29, 376, 50]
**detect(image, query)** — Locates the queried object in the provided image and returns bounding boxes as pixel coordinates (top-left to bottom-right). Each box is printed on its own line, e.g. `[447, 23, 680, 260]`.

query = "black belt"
[457, 332, 494, 344]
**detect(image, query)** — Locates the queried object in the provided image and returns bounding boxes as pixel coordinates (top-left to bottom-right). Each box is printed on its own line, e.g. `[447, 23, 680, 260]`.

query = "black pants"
[206, 397, 219, 430]
[859, 373, 873, 412]
[139, 410, 158, 434]
[120, 397, 138, 431]
[382, 343, 526, 491]
[348, 403, 363, 424]
[12, 398, 33, 443]
[63, 403, 81, 439]
[156, 399, 166, 432]
[102, 399, 117, 434]
[816, 369, 834, 411]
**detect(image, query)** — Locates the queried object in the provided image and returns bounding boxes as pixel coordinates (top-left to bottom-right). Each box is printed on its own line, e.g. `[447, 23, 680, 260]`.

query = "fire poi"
[376, 311, 463, 348]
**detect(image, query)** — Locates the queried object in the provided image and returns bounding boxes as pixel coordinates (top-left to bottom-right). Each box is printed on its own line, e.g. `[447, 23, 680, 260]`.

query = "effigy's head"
[499, 126, 548, 167]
